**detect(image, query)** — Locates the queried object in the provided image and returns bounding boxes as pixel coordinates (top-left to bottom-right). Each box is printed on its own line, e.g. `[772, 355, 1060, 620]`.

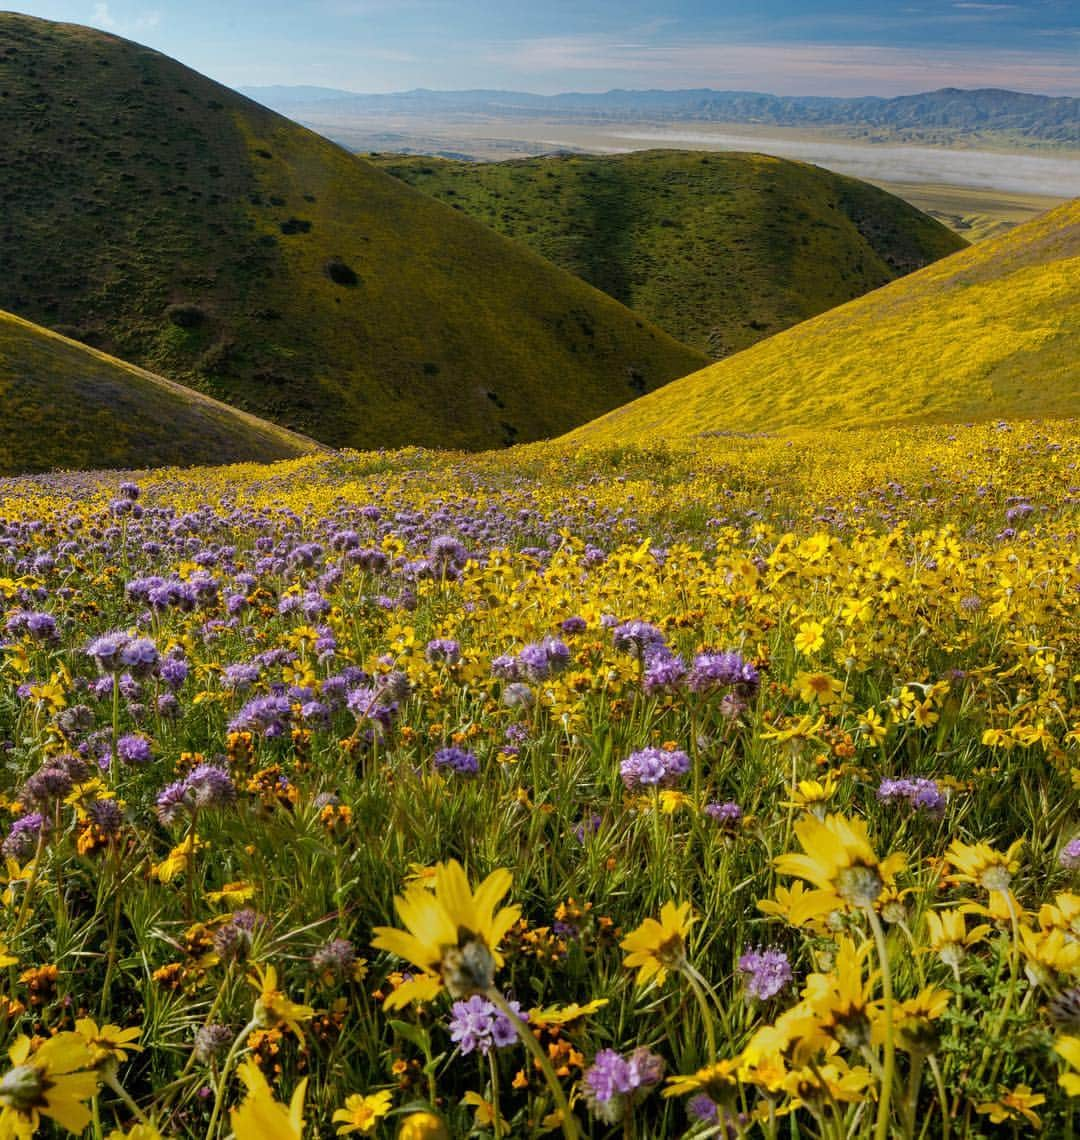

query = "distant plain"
[291, 110, 1078, 238]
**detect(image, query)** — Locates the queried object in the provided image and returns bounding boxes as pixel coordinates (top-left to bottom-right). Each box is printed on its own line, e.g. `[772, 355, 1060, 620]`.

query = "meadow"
[0, 418, 1077, 1138]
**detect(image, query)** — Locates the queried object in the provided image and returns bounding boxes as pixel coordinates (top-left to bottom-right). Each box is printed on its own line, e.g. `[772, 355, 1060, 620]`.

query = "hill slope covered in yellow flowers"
[0, 310, 317, 473]
[565, 197, 1079, 444]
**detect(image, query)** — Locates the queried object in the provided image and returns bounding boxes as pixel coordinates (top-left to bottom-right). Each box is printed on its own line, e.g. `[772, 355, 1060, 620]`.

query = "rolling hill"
[0, 309, 317, 474]
[0, 13, 706, 451]
[371, 151, 966, 356]
[564, 197, 1079, 444]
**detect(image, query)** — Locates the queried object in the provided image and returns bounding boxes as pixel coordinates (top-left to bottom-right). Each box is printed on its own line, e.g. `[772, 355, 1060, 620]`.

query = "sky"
[10, 1, 1080, 96]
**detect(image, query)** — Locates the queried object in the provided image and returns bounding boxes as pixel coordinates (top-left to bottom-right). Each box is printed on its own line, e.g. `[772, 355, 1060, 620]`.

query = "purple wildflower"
[688, 650, 760, 698]
[312, 938, 356, 981]
[229, 694, 292, 737]
[705, 801, 742, 826]
[86, 631, 131, 673]
[612, 620, 667, 657]
[2, 813, 48, 860]
[116, 734, 153, 765]
[642, 650, 687, 695]
[877, 777, 946, 817]
[1060, 838, 1080, 870]
[738, 947, 793, 1001]
[433, 747, 479, 776]
[620, 746, 690, 790]
[425, 638, 461, 665]
[688, 1095, 719, 1123]
[119, 637, 159, 678]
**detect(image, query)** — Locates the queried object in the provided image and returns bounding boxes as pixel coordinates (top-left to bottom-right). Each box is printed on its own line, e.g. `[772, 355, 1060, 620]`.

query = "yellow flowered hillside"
[0, 309, 317, 473]
[565, 198, 1079, 444]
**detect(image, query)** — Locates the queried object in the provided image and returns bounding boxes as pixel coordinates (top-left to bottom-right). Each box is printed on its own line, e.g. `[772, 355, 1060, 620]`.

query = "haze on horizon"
[9, 0, 1080, 98]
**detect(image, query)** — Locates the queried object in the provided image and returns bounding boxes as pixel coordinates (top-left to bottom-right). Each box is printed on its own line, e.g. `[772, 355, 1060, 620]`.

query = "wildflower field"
[0, 419, 1078, 1138]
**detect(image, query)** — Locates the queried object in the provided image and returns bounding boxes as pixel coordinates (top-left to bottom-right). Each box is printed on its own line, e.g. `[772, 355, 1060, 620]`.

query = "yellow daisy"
[372, 860, 520, 1008]
[774, 813, 905, 911]
[250, 964, 315, 1040]
[0, 1032, 100, 1137]
[73, 1018, 143, 1068]
[332, 1090, 393, 1135]
[620, 901, 694, 987]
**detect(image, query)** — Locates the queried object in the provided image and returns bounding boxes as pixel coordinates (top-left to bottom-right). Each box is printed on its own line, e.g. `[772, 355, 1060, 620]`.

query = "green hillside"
[565, 197, 1079, 444]
[0, 14, 706, 450]
[0, 310, 317, 474]
[372, 151, 966, 356]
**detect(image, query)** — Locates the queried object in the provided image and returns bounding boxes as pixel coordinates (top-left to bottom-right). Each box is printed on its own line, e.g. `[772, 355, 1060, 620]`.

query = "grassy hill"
[372, 151, 966, 356]
[0, 310, 317, 474]
[565, 197, 1079, 444]
[0, 14, 706, 451]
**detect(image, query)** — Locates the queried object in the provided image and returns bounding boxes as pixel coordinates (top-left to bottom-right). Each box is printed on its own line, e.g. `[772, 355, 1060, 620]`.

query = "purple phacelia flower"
[620, 746, 690, 790]
[738, 947, 793, 1001]
[425, 638, 461, 665]
[433, 746, 479, 776]
[1060, 838, 1080, 870]
[116, 734, 153, 765]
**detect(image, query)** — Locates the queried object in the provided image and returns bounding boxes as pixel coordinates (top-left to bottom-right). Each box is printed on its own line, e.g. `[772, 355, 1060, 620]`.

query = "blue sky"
[11, 1, 1080, 95]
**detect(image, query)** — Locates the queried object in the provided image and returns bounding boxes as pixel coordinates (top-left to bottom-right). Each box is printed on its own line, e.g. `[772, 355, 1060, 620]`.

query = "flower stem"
[12, 828, 46, 941]
[867, 907, 896, 1140]
[102, 1067, 149, 1124]
[680, 963, 719, 1062]
[486, 989, 580, 1140]
[203, 1017, 256, 1140]
[488, 1047, 506, 1139]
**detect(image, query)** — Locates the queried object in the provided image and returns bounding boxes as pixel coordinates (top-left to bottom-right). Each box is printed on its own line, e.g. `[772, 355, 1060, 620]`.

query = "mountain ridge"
[0, 308, 318, 474]
[243, 85, 1080, 144]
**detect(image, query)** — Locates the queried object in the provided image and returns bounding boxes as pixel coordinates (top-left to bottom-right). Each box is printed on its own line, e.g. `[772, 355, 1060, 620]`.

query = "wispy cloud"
[485, 34, 1080, 96]
[91, 3, 161, 35]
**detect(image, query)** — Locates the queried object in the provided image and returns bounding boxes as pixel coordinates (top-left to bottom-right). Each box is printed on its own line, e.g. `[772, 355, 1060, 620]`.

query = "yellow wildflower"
[396, 1112, 450, 1140]
[230, 1058, 306, 1140]
[73, 1019, 142, 1068]
[250, 964, 315, 1040]
[0, 1033, 100, 1137]
[1056, 1036, 1080, 1096]
[333, 1090, 393, 1135]
[944, 838, 1023, 896]
[794, 621, 825, 656]
[371, 860, 520, 1008]
[975, 1085, 1045, 1128]
[620, 901, 694, 987]
[774, 813, 905, 912]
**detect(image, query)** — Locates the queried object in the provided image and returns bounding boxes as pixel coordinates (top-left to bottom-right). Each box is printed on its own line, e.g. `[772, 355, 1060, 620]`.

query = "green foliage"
[0, 13, 707, 452]
[372, 150, 966, 356]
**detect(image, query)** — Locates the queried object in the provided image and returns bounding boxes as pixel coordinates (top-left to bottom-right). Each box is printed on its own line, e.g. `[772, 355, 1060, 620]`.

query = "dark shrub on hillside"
[164, 302, 206, 329]
[325, 259, 358, 286]
[280, 217, 312, 235]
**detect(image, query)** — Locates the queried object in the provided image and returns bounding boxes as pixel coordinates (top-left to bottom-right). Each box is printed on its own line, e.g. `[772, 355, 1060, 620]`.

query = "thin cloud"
[91, 3, 161, 35]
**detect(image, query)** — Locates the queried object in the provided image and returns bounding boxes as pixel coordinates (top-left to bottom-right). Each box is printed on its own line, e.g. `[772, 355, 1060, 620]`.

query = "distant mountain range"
[242, 86, 1080, 144]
